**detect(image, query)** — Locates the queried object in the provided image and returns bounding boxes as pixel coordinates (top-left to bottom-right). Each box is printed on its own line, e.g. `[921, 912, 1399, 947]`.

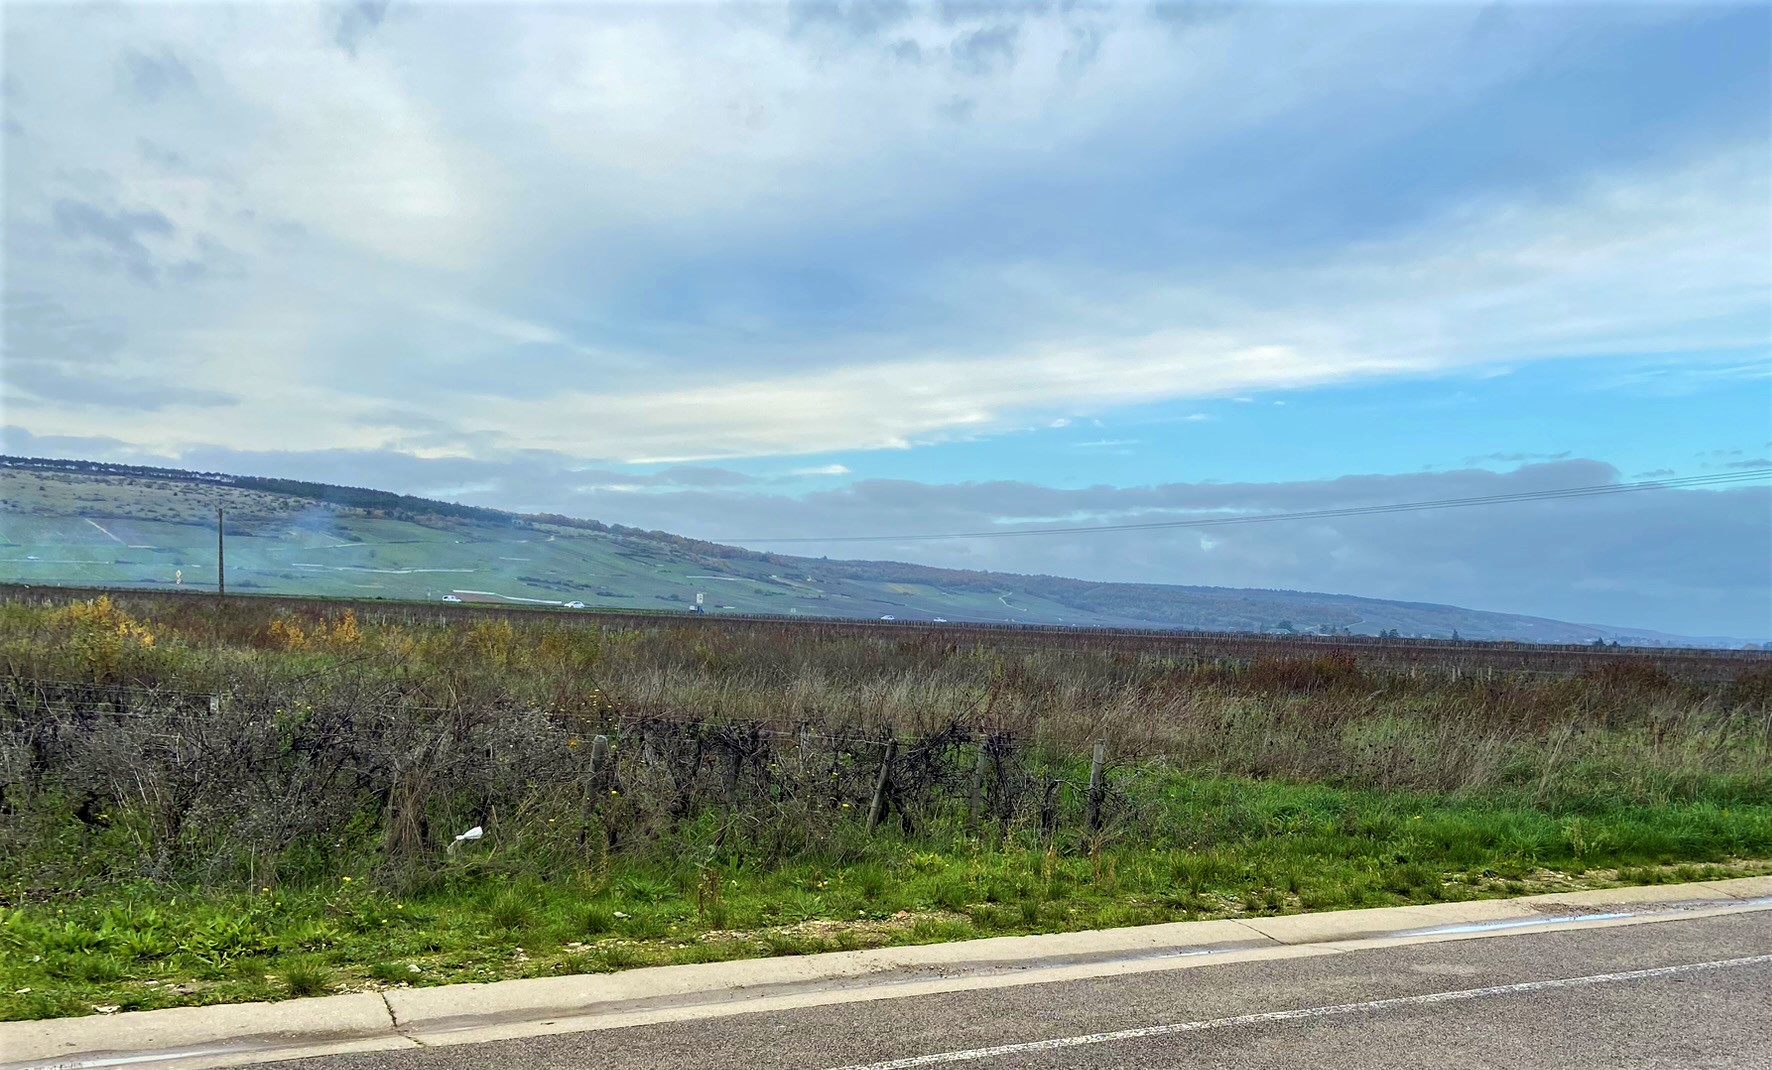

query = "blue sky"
[2, 2, 1769, 637]
[688, 351, 1772, 490]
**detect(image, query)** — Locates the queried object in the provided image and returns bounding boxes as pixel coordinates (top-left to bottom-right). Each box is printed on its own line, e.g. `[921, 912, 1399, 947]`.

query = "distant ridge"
[0, 456, 1757, 648]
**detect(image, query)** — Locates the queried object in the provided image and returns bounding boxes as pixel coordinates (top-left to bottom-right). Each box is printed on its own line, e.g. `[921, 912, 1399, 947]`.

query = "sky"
[2, 1, 1769, 638]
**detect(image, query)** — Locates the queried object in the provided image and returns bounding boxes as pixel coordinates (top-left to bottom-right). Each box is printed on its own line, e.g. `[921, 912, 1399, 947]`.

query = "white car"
[563, 600, 586, 609]
[933, 617, 947, 623]
[441, 594, 462, 603]
[880, 615, 895, 620]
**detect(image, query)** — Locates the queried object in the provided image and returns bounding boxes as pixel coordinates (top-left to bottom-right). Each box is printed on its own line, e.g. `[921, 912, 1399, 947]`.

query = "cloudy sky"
[3, 2, 1769, 637]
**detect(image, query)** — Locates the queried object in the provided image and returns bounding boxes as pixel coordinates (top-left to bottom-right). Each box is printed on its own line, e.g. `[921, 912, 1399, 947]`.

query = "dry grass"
[1, 592, 1768, 1021]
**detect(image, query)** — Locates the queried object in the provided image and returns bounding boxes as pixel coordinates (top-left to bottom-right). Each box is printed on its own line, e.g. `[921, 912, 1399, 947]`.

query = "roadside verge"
[5, 876, 1769, 1070]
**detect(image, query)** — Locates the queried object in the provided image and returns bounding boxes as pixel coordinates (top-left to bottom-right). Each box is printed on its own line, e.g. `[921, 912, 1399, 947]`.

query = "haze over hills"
[0, 457, 1754, 648]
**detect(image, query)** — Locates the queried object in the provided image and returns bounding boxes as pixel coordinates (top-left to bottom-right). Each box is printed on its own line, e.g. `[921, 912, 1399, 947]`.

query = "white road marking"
[24, 1043, 243, 1068]
[823, 954, 1772, 1070]
[84, 518, 125, 544]
[289, 564, 475, 574]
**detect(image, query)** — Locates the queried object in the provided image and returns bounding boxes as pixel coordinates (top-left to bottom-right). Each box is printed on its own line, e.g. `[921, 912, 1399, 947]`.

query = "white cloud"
[2, 3, 1765, 466]
[30, 136, 1754, 465]
[791, 464, 853, 476]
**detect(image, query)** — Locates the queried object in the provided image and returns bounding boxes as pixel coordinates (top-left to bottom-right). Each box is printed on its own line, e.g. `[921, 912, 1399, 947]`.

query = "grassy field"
[6, 788, 1765, 1021]
[1, 589, 1769, 1021]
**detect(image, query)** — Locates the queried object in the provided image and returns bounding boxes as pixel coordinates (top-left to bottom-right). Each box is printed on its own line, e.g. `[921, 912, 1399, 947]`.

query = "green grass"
[4, 775, 1767, 1022]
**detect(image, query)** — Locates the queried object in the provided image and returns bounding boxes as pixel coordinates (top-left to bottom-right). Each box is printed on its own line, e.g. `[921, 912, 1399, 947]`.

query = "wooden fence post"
[1039, 778, 1060, 839]
[968, 739, 990, 835]
[723, 735, 743, 810]
[1086, 739, 1107, 833]
[590, 734, 610, 793]
[866, 739, 896, 833]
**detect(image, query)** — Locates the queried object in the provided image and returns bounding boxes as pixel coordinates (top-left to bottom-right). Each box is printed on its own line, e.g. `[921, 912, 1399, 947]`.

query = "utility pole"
[216, 507, 225, 597]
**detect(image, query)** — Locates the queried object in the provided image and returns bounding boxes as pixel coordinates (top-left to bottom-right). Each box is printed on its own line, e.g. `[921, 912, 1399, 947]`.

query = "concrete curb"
[5, 876, 1769, 1069]
[0, 993, 410, 1069]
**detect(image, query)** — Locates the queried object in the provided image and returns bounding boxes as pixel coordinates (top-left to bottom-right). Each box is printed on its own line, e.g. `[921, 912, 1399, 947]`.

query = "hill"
[0, 456, 1746, 646]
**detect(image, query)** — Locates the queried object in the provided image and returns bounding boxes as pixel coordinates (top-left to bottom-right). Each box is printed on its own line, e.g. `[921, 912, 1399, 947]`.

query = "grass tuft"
[279, 960, 333, 998]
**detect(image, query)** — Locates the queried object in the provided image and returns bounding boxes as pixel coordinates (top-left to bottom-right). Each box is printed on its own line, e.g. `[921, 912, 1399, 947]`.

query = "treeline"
[1, 456, 238, 484]
[3, 455, 513, 526]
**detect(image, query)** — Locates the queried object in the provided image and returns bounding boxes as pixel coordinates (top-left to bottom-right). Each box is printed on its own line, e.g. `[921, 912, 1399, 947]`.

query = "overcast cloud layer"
[3, 2, 1769, 637]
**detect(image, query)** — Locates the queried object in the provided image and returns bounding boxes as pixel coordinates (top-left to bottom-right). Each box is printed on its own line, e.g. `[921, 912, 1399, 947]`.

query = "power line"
[717, 468, 1772, 545]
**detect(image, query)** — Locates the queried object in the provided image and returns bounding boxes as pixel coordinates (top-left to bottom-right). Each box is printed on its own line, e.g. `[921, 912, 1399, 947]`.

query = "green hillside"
[0, 458, 1736, 645]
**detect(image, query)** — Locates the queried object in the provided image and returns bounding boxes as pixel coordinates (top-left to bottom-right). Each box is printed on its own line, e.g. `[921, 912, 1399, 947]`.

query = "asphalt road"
[266, 912, 1771, 1070]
